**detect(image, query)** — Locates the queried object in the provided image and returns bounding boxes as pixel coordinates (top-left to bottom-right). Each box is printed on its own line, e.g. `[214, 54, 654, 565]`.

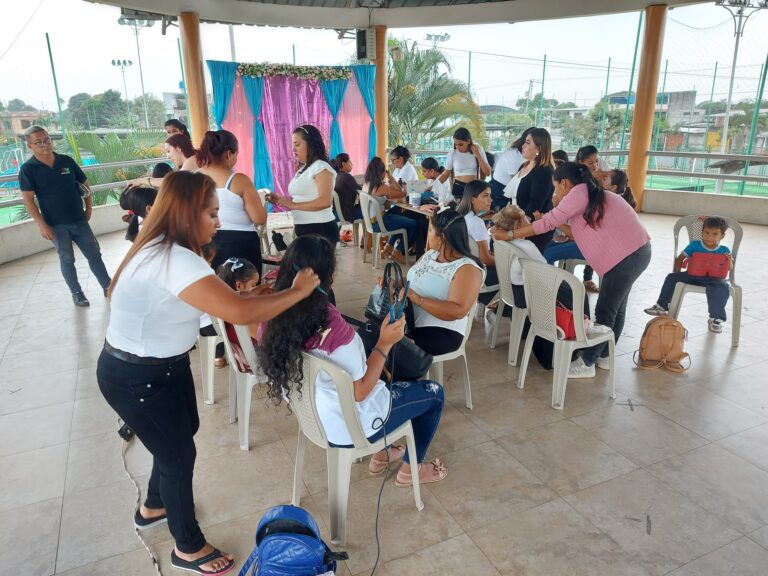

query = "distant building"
[0, 111, 59, 138]
[162, 92, 189, 124]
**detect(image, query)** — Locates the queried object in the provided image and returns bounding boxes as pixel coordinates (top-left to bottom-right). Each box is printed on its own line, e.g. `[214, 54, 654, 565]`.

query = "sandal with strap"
[584, 280, 600, 293]
[394, 458, 447, 487]
[368, 443, 406, 475]
[171, 548, 235, 575]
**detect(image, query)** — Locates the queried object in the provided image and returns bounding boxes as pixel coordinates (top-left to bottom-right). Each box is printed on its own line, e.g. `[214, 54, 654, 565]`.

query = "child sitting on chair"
[644, 216, 733, 333]
[216, 257, 269, 350]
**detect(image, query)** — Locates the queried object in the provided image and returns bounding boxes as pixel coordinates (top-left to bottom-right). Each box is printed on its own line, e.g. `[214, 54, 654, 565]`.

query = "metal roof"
[86, 0, 707, 29]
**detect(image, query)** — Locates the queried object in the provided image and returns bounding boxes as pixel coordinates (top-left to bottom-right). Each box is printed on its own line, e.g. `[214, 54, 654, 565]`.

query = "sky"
[1, 0, 767, 113]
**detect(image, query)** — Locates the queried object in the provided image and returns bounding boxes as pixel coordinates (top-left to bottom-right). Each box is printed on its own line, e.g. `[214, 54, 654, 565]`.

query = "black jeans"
[211, 229, 263, 276]
[294, 220, 339, 248]
[581, 242, 652, 365]
[97, 349, 205, 554]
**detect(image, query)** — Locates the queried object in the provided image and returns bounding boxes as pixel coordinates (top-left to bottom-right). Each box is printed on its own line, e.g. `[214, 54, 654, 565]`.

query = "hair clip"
[437, 202, 451, 214]
[225, 257, 243, 271]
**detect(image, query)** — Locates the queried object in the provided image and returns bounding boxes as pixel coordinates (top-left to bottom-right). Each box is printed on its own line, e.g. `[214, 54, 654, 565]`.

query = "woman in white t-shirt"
[98, 171, 319, 575]
[436, 127, 491, 200]
[259, 235, 448, 486]
[421, 157, 453, 203]
[389, 145, 418, 184]
[457, 180, 498, 304]
[268, 124, 338, 248]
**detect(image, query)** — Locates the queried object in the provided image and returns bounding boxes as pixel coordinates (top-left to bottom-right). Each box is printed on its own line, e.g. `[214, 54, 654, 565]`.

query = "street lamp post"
[118, 17, 154, 130]
[111, 59, 134, 129]
[716, 0, 768, 154]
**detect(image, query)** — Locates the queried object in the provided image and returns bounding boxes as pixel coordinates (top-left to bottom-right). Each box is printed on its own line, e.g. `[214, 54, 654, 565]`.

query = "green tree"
[388, 40, 485, 149]
[7, 98, 37, 112]
[130, 94, 166, 129]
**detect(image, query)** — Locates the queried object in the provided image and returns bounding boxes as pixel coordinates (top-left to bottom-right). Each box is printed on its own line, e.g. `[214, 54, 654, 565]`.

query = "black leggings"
[412, 326, 464, 356]
[294, 220, 339, 248]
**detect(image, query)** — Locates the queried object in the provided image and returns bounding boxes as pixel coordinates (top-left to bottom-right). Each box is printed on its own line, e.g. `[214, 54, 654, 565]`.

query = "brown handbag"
[633, 316, 691, 373]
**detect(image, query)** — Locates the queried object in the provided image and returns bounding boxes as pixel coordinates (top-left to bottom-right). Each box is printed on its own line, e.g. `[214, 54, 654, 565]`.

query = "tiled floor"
[1, 213, 768, 576]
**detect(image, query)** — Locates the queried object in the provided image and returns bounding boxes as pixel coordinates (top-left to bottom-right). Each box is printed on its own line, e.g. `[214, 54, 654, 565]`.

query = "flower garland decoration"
[237, 63, 352, 81]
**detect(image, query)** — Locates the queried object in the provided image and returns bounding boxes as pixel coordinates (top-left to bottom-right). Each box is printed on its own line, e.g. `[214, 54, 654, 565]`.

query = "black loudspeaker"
[356, 29, 368, 60]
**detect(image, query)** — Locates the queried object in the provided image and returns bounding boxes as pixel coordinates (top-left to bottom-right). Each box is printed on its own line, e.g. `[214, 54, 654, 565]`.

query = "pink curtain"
[338, 74, 370, 176]
[260, 75, 332, 198]
[222, 76, 256, 181]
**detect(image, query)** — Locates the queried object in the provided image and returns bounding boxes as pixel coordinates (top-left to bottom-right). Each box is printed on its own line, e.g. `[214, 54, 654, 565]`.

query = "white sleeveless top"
[406, 250, 483, 334]
[217, 173, 255, 232]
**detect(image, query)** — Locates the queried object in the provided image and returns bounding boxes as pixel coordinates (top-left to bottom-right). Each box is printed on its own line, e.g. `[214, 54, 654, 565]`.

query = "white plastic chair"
[197, 328, 221, 406]
[668, 215, 743, 347]
[517, 260, 616, 410]
[257, 188, 271, 255]
[214, 317, 264, 450]
[427, 304, 477, 410]
[290, 352, 423, 545]
[469, 238, 499, 319]
[332, 190, 363, 248]
[358, 191, 409, 269]
[489, 241, 529, 367]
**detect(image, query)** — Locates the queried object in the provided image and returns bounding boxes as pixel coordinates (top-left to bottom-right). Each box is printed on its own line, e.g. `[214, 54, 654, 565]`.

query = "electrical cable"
[0, 0, 45, 63]
[118, 418, 163, 576]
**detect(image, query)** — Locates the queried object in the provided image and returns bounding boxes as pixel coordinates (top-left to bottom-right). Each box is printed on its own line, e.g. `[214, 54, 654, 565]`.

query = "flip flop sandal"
[368, 443, 405, 475]
[134, 509, 167, 530]
[394, 458, 447, 487]
[171, 548, 234, 575]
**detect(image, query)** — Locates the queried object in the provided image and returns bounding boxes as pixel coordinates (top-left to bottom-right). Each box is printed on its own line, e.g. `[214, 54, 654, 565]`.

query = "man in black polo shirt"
[19, 126, 111, 307]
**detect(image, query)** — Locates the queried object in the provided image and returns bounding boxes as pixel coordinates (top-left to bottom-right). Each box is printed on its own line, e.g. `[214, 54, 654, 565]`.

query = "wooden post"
[627, 4, 667, 211]
[374, 26, 388, 159]
[179, 12, 209, 147]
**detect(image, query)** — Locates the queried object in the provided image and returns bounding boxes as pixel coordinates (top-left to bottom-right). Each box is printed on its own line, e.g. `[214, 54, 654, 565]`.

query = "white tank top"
[217, 173, 256, 232]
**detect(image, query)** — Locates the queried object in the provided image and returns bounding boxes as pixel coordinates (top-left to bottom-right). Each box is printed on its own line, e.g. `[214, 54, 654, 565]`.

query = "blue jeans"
[657, 272, 729, 321]
[374, 213, 417, 250]
[51, 221, 111, 294]
[581, 242, 652, 366]
[331, 380, 444, 464]
[543, 240, 594, 281]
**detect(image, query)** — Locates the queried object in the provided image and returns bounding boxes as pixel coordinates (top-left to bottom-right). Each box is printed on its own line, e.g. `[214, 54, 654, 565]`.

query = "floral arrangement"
[237, 63, 352, 81]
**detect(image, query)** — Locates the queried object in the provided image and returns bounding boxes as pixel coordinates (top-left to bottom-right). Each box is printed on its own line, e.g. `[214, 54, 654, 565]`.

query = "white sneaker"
[596, 356, 611, 370]
[586, 323, 613, 338]
[569, 357, 596, 379]
[644, 304, 668, 316]
[708, 318, 724, 333]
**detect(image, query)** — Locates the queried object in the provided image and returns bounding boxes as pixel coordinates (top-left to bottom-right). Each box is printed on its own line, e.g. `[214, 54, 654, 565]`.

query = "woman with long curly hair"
[98, 171, 319, 575]
[258, 235, 448, 485]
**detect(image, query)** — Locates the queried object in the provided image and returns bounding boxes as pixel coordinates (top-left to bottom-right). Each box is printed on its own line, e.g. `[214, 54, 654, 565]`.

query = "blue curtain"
[352, 65, 377, 161]
[320, 78, 349, 158]
[206, 61, 238, 129]
[241, 75, 275, 192]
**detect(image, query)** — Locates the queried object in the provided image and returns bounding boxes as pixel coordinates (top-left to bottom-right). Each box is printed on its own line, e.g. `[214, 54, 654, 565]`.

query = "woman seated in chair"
[364, 156, 417, 263]
[259, 235, 448, 485]
[457, 179, 498, 305]
[405, 205, 484, 356]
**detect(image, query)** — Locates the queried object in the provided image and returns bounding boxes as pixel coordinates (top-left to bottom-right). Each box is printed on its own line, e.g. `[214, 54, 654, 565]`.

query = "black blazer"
[515, 163, 554, 220]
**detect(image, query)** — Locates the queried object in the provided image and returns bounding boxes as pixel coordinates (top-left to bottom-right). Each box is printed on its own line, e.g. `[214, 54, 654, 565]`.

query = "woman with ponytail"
[492, 162, 651, 379]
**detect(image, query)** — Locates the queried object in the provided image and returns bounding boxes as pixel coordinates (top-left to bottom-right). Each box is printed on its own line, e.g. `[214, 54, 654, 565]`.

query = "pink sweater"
[532, 183, 650, 276]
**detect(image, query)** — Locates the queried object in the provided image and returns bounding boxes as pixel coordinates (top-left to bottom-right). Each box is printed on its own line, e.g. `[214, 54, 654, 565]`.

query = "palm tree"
[388, 40, 486, 150]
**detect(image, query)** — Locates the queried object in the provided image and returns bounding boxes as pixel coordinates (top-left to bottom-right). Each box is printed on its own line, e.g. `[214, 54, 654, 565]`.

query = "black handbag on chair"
[357, 321, 432, 382]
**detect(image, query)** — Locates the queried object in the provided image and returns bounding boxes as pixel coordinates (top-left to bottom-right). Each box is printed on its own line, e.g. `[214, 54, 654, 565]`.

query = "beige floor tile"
[564, 469, 740, 575]
[56, 479, 143, 573]
[370, 534, 501, 576]
[74, 366, 100, 400]
[522, 371, 630, 417]
[0, 444, 68, 513]
[455, 382, 565, 439]
[749, 525, 768, 550]
[423, 402, 490, 457]
[312, 477, 463, 575]
[0, 369, 77, 416]
[65, 432, 152, 496]
[717, 423, 768, 473]
[192, 440, 296, 528]
[647, 444, 768, 533]
[469, 499, 652, 576]
[571, 404, 707, 466]
[665, 537, 768, 576]
[0, 343, 80, 382]
[634, 382, 766, 441]
[54, 548, 160, 576]
[0, 402, 73, 458]
[69, 395, 119, 442]
[497, 420, 638, 495]
[195, 400, 281, 459]
[0, 498, 61, 576]
[427, 441, 556, 531]
[700, 361, 768, 419]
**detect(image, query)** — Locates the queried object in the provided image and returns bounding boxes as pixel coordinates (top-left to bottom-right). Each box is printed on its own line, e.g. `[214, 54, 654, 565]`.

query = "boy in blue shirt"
[644, 216, 733, 333]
